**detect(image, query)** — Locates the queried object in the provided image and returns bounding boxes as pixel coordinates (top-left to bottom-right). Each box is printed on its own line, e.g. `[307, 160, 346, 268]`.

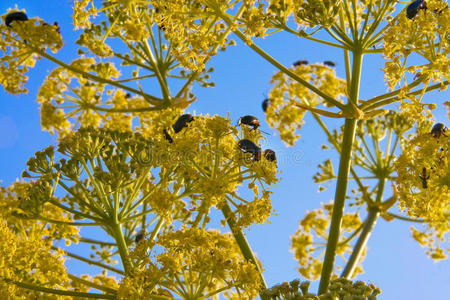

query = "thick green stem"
[221, 203, 269, 300]
[110, 222, 133, 274]
[318, 50, 363, 295]
[1, 277, 115, 299]
[318, 118, 357, 294]
[68, 274, 117, 294]
[341, 207, 380, 278]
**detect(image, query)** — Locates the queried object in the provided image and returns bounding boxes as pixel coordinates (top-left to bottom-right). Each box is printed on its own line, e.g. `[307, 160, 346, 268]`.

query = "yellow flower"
[291, 203, 364, 280]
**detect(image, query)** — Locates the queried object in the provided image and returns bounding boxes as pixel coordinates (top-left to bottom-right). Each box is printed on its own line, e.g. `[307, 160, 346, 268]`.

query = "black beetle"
[238, 139, 261, 161]
[264, 149, 276, 162]
[173, 114, 194, 133]
[262, 98, 270, 112]
[418, 167, 430, 188]
[239, 115, 260, 130]
[135, 229, 145, 244]
[406, 0, 427, 19]
[5, 11, 28, 27]
[324, 61, 336, 67]
[293, 60, 308, 67]
[431, 123, 447, 138]
[163, 129, 173, 143]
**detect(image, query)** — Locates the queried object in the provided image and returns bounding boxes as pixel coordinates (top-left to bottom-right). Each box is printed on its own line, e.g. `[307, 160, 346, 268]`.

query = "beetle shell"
[264, 149, 276, 162]
[430, 123, 447, 138]
[238, 139, 262, 161]
[324, 61, 336, 67]
[173, 114, 194, 133]
[293, 60, 308, 66]
[262, 98, 270, 112]
[135, 229, 145, 244]
[406, 0, 426, 19]
[5, 11, 28, 27]
[163, 129, 173, 143]
[239, 115, 260, 130]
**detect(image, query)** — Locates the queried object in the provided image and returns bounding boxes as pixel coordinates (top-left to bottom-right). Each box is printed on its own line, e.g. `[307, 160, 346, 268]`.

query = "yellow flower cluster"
[151, 0, 234, 72]
[0, 10, 62, 94]
[263, 278, 381, 299]
[294, 0, 343, 28]
[119, 227, 261, 299]
[383, 0, 449, 90]
[291, 203, 364, 280]
[25, 114, 277, 231]
[0, 218, 70, 298]
[394, 124, 449, 259]
[37, 57, 140, 134]
[73, 0, 153, 56]
[0, 182, 80, 246]
[266, 63, 347, 146]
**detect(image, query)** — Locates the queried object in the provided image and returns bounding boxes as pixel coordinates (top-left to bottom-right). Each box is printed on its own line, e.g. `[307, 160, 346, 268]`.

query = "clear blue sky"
[1, 1, 449, 299]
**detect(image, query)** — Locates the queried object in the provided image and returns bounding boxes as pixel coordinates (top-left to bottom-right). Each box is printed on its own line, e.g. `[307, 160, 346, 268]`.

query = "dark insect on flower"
[293, 60, 308, 67]
[163, 129, 173, 143]
[238, 139, 261, 161]
[173, 114, 194, 133]
[430, 123, 447, 138]
[324, 61, 336, 67]
[406, 0, 427, 19]
[264, 149, 276, 162]
[262, 98, 270, 112]
[5, 11, 28, 27]
[135, 229, 145, 244]
[418, 167, 430, 189]
[43, 21, 60, 34]
[239, 115, 260, 130]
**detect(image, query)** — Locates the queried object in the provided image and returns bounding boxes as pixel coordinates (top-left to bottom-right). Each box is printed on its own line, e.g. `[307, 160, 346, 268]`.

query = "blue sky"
[1, 1, 449, 299]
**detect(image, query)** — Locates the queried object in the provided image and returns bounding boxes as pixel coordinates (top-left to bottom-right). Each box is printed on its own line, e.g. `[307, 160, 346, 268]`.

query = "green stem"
[27, 45, 163, 105]
[221, 202, 269, 300]
[110, 221, 133, 274]
[79, 237, 116, 246]
[342, 177, 386, 279]
[68, 273, 117, 294]
[52, 246, 124, 275]
[217, 13, 344, 110]
[386, 212, 426, 223]
[1, 277, 116, 299]
[318, 49, 363, 294]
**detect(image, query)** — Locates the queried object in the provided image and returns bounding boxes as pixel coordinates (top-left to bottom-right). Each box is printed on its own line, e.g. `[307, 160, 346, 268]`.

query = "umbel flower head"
[266, 62, 347, 146]
[291, 203, 364, 280]
[395, 122, 450, 259]
[119, 227, 261, 299]
[0, 9, 63, 94]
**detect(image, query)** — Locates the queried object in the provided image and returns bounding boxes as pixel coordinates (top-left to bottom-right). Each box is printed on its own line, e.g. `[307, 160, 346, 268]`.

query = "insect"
[5, 11, 28, 27]
[262, 98, 270, 112]
[264, 149, 276, 162]
[324, 61, 336, 67]
[418, 167, 430, 188]
[293, 60, 308, 67]
[430, 123, 447, 138]
[239, 115, 260, 130]
[238, 139, 261, 161]
[173, 114, 194, 133]
[135, 229, 145, 244]
[163, 129, 173, 143]
[406, 0, 427, 19]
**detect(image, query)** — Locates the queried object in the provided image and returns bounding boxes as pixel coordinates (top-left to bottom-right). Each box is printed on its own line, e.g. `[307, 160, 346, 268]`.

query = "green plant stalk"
[110, 221, 133, 274]
[341, 207, 380, 278]
[27, 45, 163, 104]
[221, 202, 269, 300]
[68, 273, 117, 294]
[318, 49, 363, 294]
[52, 246, 124, 275]
[342, 177, 386, 279]
[1, 277, 116, 299]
